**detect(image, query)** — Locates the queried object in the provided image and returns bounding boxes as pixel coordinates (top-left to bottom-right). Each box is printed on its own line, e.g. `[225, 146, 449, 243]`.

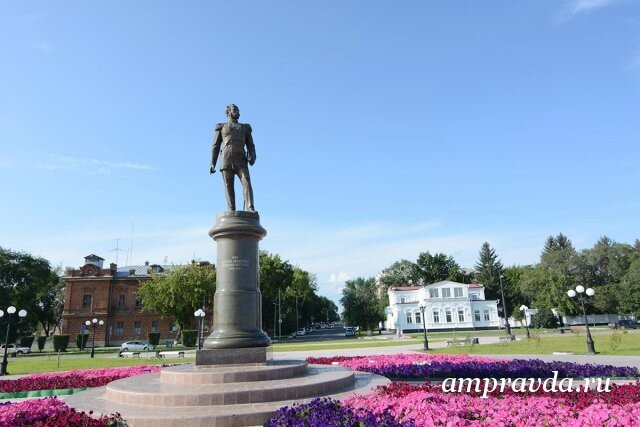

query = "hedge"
[181, 330, 198, 347]
[53, 335, 70, 352]
[147, 332, 161, 346]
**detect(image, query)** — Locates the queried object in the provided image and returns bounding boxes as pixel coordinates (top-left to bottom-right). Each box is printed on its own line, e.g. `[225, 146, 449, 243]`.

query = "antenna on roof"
[128, 222, 134, 266]
[111, 238, 126, 265]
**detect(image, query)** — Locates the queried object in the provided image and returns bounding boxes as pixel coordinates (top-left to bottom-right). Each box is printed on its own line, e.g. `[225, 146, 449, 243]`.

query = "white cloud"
[33, 41, 55, 52]
[329, 271, 352, 284]
[36, 155, 154, 175]
[555, 0, 620, 22]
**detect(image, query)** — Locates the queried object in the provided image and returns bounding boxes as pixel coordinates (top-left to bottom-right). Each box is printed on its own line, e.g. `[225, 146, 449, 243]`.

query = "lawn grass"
[430, 330, 640, 355]
[3, 352, 193, 375]
[272, 338, 424, 352]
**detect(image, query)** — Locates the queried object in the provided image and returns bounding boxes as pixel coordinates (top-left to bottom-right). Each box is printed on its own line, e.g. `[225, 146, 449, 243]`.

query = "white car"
[295, 329, 306, 336]
[120, 341, 154, 352]
[0, 343, 31, 356]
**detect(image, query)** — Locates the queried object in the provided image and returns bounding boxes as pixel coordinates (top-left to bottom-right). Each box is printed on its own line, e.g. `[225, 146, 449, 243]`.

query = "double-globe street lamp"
[519, 305, 531, 339]
[418, 300, 429, 351]
[1, 306, 28, 376]
[567, 285, 596, 354]
[85, 318, 104, 358]
[194, 309, 205, 350]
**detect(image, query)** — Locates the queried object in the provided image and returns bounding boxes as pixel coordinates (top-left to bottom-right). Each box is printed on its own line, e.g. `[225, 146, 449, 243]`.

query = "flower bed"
[0, 397, 123, 427]
[266, 397, 410, 427]
[0, 365, 162, 396]
[266, 383, 640, 426]
[345, 382, 640, 426]
[307, 354, 639, 379]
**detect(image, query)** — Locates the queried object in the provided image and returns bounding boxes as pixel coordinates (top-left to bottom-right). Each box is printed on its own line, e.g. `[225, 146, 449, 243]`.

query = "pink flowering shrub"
[344, 382, 640, 427]
[0, 397, 123, 426]
[0, 365, 162, 393]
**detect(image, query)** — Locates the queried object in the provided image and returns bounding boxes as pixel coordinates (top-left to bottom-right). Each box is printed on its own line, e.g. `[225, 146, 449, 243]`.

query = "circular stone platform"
[65, 360, 389, 427]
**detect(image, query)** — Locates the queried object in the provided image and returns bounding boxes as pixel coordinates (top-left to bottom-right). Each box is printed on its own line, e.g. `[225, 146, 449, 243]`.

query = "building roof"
[115, 265, 171, 278]
[84, 254, 105, 261]
[469, 283, 484, 288]
[389, 286, 422, 291]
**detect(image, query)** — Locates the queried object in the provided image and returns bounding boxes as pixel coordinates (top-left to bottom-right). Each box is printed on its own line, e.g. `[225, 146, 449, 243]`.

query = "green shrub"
[76, 333, 89, 350]
[37, 336, 47, 352]
[53, 334, 70, 352]
[181, 329, 198, 347]
[147, 332, 161, 346]
[530, 309, 559, 329]
[18, 336, 35, 348]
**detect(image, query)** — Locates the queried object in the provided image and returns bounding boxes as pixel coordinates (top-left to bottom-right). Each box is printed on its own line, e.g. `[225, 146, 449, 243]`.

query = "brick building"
[61, 254, 208, 346]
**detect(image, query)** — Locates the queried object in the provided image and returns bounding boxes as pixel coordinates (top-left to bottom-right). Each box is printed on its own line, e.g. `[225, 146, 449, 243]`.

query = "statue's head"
[225, 104, 240, 120]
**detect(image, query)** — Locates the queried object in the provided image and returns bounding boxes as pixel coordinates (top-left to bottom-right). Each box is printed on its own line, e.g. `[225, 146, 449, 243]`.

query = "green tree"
[617, 258, 640, 317]
[474, 242, 504, 301]
[416, 252, 462, 284]
[259, 251, 294, 334]
[137, 262, 216, 330]
[340, 277, 385, 334]
[0, 247, 63, 339]
[378, 260, 420, 291]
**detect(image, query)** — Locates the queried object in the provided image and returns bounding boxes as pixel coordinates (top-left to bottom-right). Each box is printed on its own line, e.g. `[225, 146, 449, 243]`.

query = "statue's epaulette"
[244, 123, 252, 132]
[214, 123, 224, 131]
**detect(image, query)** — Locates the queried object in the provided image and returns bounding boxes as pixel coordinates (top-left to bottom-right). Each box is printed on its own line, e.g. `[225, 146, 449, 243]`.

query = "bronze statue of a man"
[210, 104, 256, 212]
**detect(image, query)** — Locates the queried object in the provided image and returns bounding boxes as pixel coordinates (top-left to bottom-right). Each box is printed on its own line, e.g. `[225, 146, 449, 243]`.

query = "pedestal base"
[196, 347, 271, 366]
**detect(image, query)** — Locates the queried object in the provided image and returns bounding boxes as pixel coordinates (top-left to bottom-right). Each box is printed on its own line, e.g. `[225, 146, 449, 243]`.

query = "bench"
[119, 351, 141, 358]
[446, 337, 479, 347]
[498, 335, 516, 342]
[156, 351, 185, 359]
[559, 327, 572, 334]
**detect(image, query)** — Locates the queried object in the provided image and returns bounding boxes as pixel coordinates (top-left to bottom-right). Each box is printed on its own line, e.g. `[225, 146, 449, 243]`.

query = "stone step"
[161, 360, 308, 384]
[106, 365, 355, 407]
[65, 369, 389, 427]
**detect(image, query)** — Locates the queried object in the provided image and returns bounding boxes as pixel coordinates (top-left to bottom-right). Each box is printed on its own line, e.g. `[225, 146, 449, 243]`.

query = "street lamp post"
[499, 275, 511, 336]
[194, 309, 205, 350]
[1, 306, 28, 375]
[85, 318, 104, 358]
[567, 286, 596, 354]
[418, 300, 429, 351]
[519, 305, 531, 339]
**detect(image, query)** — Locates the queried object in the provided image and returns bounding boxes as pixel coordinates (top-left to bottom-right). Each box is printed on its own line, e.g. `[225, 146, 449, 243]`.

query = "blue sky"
[2, 0, 639, 306]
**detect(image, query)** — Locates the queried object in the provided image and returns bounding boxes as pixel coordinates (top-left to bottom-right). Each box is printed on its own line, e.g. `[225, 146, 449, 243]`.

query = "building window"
[484, 309, 490, 321]
[415, 311, 422, 325]
[118, 294, 125, 308]
[458, 308, 465, 322]
[151, 320, 159, 333]
[433, 310, 440, 323]
[445, 308, 452, 323]
[133, 321, 141, 335]
[405, 312, 413, 324]
[470, 293, 479, 300]
[116, 322, 124, 336]
[474, 310, 481, 322]
[429, 289, 439, 298]
[82, 294, 92, 309]
[454, 287, 463, 298]
[169, 321, 178, 332]
[135, 297, 142, 308]
[442, 288, 451, 298]
[400, 297, 406, 304]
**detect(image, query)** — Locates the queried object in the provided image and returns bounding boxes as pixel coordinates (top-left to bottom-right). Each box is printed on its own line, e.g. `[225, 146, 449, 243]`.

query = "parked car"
[0, 343, 31, 356]
[120, 341, 154, 352]
[295, 329, 306, 336]
[608, 319, 640, 329]
[344, 327, 355, 337]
